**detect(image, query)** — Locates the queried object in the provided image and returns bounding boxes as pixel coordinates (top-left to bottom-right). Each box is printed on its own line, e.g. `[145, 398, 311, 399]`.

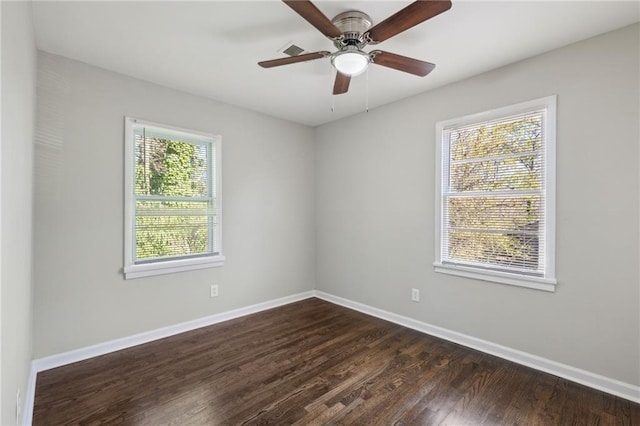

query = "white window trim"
[434, 96, 557, 292]
[123, 117, 225, 280]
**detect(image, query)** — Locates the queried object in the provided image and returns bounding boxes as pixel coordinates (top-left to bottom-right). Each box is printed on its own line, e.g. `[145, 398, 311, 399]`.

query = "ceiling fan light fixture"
[331, 48, 370, 77]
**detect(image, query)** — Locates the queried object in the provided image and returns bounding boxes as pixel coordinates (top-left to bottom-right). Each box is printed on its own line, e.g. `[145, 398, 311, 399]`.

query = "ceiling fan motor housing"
[331, 11, 372, 49]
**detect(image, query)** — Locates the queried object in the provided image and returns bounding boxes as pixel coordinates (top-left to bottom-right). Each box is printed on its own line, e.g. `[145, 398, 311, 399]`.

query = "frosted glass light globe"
[332, 50, 370, 77]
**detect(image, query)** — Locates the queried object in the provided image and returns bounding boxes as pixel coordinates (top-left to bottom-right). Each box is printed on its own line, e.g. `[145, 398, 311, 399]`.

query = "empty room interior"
[2, 0, 640, 424]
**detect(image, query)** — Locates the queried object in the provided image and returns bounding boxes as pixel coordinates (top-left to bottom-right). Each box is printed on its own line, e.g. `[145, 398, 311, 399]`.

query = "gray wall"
[315, 24, 639, 386]
[33, 52, 316, 358]
[1, 2, 37, 424]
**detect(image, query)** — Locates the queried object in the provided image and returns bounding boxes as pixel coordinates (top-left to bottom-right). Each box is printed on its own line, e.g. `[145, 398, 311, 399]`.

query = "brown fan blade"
[258, 51, 329, 68]
[283, 0, 342, 39]
[333, 72, 351, 95]
[371, 50, 435, 76]
[366, 1, 452, 43]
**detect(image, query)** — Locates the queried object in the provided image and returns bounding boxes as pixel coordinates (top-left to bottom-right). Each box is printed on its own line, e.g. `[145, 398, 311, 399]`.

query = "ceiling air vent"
[282, 43, 305, 57]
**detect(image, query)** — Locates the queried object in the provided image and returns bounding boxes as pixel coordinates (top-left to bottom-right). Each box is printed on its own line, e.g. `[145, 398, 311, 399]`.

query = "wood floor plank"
[33, 298, 640, 425]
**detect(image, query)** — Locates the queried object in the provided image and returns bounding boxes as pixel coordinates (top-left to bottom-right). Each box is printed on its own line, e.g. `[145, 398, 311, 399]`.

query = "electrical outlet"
[210, 284, 219, 298]
[411, 288, 420, 302]
[16, 389, 21, 424]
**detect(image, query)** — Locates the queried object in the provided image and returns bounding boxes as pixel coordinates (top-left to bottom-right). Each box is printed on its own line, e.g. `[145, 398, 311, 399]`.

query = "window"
[434, 96, 556, 291]
[124, 117, 224, 279]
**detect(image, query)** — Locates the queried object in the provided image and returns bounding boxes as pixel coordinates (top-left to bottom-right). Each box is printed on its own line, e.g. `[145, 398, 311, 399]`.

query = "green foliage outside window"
[134, 137, 213, 261]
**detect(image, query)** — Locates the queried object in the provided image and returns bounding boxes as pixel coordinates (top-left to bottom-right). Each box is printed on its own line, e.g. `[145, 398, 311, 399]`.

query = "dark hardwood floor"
[33, 298, 639, 425]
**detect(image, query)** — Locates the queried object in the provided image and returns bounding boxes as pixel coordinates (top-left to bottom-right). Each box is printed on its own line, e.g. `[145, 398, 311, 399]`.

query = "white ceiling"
[32, 1, 639, 127]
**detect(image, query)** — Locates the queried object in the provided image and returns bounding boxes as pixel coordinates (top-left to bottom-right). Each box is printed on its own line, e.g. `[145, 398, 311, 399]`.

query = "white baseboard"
[24, 288, 639, 426]
[314, 290, 640, 404]
[23, 290, 314, 425]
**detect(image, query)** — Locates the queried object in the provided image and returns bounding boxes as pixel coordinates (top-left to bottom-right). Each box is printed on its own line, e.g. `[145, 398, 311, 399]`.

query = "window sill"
[124, 255, 225, 279]
[433, 262, 556, 292]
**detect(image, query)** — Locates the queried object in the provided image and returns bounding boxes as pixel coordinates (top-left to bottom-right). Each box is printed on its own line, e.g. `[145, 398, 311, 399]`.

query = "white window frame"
[434, 96, 557, 292]
[124, 117, 224, 279]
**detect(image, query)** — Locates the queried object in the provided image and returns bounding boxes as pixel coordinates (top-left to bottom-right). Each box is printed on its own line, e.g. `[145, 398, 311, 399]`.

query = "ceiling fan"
[258, 0, 452, 95]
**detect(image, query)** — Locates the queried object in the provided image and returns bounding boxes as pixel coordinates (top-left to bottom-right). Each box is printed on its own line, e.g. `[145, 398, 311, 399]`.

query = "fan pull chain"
[365, 68, 369, 112]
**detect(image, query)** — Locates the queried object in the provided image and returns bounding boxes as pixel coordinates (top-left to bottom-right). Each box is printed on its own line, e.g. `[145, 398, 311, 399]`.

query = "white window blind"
[435, 96, 556, 291]
[124, 118, 224, 279]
